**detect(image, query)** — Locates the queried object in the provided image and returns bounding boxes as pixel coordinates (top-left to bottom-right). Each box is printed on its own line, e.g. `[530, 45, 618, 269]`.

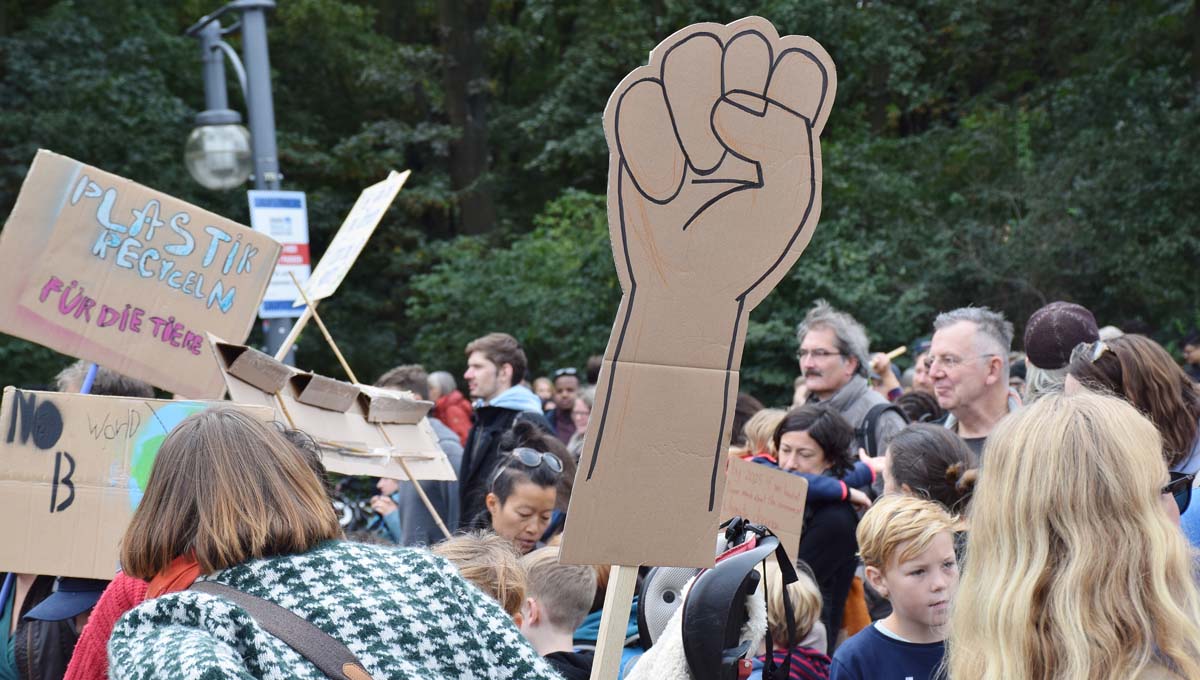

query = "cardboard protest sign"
[560, 17, 835, 568]
[721, 457, 808, 555]
[212, 338, 455, 481]
[295, 170, 409, 306]
[0, 387, 273, 579]
[0, 150, 281, 398]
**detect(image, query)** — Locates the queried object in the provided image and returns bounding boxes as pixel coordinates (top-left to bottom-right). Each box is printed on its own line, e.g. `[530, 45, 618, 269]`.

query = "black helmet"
[681, 518, 799, 680]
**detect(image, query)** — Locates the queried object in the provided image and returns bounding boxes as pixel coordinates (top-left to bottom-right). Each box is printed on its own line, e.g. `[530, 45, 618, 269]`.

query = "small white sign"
[248, 190, 311, 319]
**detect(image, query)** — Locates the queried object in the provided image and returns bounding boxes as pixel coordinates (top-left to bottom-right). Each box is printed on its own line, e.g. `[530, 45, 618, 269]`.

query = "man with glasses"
[546, 367, 581, 445]
[796, 300, 906, 461]
[928, 307, 1020, 456]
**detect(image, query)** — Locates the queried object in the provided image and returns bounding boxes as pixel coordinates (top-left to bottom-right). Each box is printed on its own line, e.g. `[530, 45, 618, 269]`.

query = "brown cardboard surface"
[293, 374, 360, 412]
[211, 338, 454, 481]
[224, 343, 296, 393]
[720, 457, 807, 556]
[357, 385, 432, 424]
[559, 17, 835, 568]
[0, 151, 280, 398]
[295, 170, 409, 306]
[0, 387, 273, 579]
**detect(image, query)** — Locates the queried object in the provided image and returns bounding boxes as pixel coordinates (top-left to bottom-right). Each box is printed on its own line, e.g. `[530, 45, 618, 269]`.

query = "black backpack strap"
[856, 403, 909, 458]
[191, 581, 374, 680]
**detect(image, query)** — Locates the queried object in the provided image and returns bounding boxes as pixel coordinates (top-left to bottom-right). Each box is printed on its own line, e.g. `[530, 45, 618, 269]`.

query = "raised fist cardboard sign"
[561, 16, 836, 568]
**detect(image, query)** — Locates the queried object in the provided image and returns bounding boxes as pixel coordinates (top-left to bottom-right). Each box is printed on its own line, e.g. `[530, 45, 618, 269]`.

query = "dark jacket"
[459, 401, 551, 524]
[544, 650, 594, 680]
[10, 575, 78, 680]
[796, 500, 858, 655]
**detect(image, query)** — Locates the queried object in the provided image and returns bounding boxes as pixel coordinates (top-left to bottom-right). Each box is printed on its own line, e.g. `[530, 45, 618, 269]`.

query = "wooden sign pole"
[590, 565, 639, 680]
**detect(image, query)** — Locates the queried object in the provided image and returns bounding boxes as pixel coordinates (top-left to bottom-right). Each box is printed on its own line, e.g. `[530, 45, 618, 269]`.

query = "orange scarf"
[146, 554, 202, 598]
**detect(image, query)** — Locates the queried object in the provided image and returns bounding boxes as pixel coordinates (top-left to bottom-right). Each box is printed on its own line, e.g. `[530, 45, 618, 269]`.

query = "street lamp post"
[185, 0, 295, 362]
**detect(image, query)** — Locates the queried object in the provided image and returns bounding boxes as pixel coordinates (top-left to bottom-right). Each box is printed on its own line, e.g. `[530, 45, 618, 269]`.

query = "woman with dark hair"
[773, 403, 860, 653]
[884, 424, 978, 514]
[468, 421, 565, 554]
[108, 407, 559, 679]
[1067, 335, 1200, 544]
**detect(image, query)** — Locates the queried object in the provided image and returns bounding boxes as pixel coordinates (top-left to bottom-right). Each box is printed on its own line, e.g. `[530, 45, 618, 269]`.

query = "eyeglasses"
[1163, 471, 1195, 515]
[925, 353, 997, 370]
[489, 447, 563, 488]
[553, 367, 578, 379]
[796, 348, 843, 360]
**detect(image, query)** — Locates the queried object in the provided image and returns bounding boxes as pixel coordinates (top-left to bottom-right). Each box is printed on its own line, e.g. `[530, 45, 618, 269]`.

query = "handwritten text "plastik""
[71, 175, 258, 314]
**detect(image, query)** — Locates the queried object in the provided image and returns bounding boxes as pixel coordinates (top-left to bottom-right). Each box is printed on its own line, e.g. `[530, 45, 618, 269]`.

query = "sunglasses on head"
[489, 447, 563, 488]
[1163, 471, 1195, 515]
[553, 367, 578, 379]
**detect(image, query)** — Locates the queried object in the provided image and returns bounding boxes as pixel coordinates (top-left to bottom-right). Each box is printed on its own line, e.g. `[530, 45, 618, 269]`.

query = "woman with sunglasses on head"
[466, 421, 564, 554]
[946, 392, 1200, 680]
[1066, 334, 1200, 540]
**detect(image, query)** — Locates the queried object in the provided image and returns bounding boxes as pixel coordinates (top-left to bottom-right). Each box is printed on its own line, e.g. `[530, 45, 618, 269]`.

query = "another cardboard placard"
[560, 17, 836, 568]
[0, 387, 273, 579]
[720, 458, 808, 555]
[0, 150, 281, 398]
[212, 338, 454, 481]
[295, 170, 409, 306]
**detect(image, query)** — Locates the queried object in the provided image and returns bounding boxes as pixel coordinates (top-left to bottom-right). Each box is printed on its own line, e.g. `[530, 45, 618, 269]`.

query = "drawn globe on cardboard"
[128, 402, 208, 508]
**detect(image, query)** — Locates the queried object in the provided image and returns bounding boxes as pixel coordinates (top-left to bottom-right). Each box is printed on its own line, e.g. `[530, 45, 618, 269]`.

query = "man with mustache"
[797, 301, 906, 461]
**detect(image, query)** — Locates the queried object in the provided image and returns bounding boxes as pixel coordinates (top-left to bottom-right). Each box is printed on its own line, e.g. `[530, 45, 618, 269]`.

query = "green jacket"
[108, 540, 563, 680]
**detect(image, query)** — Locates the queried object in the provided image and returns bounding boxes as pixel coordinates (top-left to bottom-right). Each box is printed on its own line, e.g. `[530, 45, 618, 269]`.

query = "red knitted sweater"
[64, 572, 148, 680]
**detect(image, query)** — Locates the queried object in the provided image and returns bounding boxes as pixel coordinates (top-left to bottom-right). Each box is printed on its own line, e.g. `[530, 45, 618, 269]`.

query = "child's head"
[857, 495, 959, 634]
[756, 559, 823, 649]
[884, 423, 978, 512]
[741, 408, 787, 457]
[517, 547, 596, 646]
[431, 531, 527, 621]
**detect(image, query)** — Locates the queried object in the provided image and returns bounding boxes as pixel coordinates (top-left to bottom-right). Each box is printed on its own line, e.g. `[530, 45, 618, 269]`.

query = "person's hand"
[858, 447, 886, 475]
[847, 487, 872, 512]
[607, 17, 836, 312]
[370, 495, 398, 516]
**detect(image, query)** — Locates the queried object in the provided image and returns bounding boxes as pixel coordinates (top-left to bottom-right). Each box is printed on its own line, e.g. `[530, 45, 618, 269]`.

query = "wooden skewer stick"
[288, 272, 452, 540]
[274, 304, 315, 362]
[885, 345, 907, 361]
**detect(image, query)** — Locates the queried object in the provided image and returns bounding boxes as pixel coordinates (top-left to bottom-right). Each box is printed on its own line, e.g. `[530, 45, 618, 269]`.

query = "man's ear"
[984, 355, 1004, 386]
[498, 362, 514, 387]
[864, 564, 888, 598]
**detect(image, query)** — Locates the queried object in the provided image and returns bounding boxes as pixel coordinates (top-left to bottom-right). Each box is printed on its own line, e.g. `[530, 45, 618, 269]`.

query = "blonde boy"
[518, 547, 598, 680]
[830, 495, 958, 680]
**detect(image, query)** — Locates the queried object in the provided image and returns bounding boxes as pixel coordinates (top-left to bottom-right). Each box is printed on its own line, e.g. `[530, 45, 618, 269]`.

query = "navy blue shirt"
[829, 624, 946, 680]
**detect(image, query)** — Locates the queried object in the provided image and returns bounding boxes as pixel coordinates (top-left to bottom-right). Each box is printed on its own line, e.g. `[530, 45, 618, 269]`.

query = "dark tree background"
[1, 0, 1197, 404]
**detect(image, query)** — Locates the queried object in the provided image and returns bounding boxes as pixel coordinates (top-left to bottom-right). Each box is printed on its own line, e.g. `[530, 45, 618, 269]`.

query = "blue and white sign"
[247, 190, 311, 319]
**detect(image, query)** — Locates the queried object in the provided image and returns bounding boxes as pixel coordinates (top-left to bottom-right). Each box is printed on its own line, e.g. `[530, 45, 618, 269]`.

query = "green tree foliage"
[0, 0, 1196, 405]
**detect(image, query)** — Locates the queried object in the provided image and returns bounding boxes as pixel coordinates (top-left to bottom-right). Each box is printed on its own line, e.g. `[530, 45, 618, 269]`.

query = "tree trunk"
[440, 0, 495, 235]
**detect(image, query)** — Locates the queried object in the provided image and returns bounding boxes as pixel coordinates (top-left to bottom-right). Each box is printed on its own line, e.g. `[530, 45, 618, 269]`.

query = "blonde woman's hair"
[741, 408, 787, 456]
[856, 494, 958, 571]
[756, 559, 823, 648]
[120, 407, 341, 579]
[947, 392, 1200, 680]
[432, 531, 527, 617]
[519, 547, 597, 632]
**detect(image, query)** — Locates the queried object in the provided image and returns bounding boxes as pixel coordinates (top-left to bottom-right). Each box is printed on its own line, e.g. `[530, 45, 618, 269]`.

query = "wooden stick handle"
[590, 565, 638, 680]
[885, 345, 907, 361]
[274, 304, 315, 362]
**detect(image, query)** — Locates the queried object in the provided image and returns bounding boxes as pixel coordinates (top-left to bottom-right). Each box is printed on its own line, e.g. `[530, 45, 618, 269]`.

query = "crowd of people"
[2, 298, 1199, 680]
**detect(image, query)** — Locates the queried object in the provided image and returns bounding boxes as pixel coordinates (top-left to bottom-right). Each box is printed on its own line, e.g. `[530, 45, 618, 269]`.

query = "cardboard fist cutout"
[561, 17, 836, 568]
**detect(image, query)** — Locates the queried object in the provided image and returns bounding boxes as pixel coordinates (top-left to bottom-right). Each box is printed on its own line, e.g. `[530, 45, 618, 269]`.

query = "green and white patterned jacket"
[108, 540, 563, 680]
